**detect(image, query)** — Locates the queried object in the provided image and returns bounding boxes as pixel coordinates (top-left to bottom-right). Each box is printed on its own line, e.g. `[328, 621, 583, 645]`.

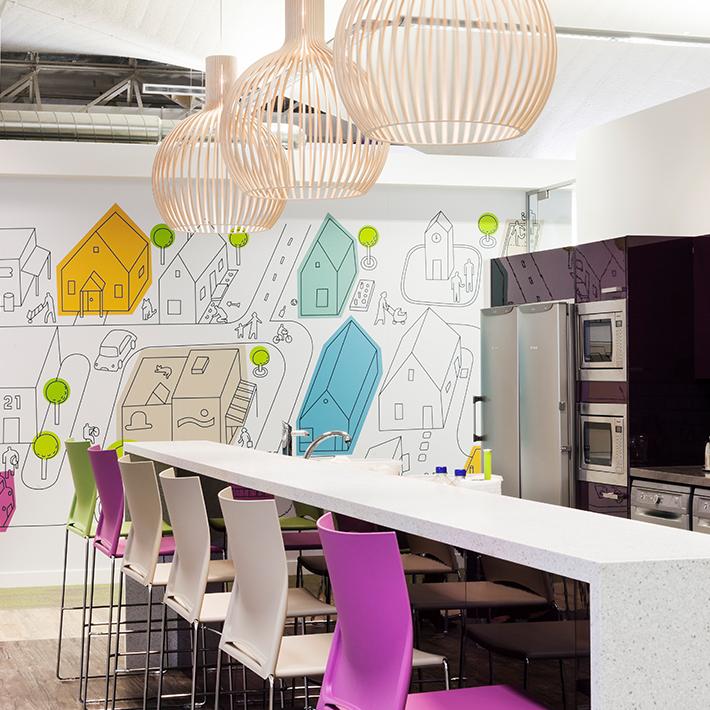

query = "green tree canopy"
[150, 224, 176, 250]
[477, 213, 499, 236]
[358, 225, 380, 249]
[229, 229, 250, 249]
[43, 378, 70, 406]
[250, 346, 270, 368]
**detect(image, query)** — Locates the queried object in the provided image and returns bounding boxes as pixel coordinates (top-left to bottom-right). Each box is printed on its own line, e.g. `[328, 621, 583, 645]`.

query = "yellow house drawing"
[57, 204, 151, 316]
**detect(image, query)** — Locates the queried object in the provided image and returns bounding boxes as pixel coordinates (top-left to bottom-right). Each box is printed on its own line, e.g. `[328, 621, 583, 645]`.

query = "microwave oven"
[576, 300, 627, 381]
[578, 402, 627, 486]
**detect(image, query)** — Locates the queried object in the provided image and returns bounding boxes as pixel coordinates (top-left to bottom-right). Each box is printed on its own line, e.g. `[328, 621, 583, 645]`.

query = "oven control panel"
[613, 417, 624, 472]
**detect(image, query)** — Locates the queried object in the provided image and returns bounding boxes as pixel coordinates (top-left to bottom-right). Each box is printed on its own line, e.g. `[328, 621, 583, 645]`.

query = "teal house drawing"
[297, 318, 381, 455]
[298, 213, 358, 318]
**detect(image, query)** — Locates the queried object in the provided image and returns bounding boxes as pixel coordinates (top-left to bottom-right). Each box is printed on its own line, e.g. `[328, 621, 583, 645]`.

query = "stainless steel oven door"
[578, 403, 627, 485]
[576, 300, 626, 381]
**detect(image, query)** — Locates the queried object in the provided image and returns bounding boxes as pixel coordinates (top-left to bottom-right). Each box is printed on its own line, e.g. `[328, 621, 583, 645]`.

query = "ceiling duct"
[0, 109, 180, 143]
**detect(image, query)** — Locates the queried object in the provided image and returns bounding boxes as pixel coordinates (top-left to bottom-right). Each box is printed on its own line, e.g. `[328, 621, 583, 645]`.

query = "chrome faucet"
[304, 430, 352, 459]
[279, 421, 310, 456]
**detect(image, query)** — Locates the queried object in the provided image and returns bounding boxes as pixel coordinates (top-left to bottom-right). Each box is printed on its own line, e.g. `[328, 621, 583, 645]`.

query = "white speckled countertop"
[126, 440, 710, 709]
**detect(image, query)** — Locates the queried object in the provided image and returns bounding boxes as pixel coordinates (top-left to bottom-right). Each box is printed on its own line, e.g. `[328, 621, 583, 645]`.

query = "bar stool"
[83, 445, 174, 709]
[115, 455, 234, 710]
[315, 512, 549, 710]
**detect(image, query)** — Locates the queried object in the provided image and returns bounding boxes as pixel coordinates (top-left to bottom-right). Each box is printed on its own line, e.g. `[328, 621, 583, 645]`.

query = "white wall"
[0, 140, 570, 588]
[576, 87, 710, 243]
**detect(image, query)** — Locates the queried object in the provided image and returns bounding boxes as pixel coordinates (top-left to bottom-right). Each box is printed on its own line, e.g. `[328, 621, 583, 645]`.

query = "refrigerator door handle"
[473, 396, 485, 442]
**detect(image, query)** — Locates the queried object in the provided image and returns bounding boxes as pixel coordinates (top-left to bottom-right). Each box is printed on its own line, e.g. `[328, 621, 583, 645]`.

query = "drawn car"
[94, 330, 137, 371]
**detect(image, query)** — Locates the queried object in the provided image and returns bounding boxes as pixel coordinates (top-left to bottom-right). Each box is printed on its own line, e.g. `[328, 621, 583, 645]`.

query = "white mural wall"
[0, 171, 525, 587]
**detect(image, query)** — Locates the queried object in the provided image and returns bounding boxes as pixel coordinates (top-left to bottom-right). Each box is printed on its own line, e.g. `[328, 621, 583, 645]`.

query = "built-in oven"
[578, 402, 627, 486]
[576, 300, 627, 381]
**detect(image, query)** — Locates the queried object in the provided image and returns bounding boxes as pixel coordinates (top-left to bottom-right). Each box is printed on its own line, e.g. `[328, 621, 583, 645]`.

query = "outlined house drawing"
[424, 211, 454, 280]
[158, 232, 228, 324]
[118, 346, 255, 445]
[298, 213, 358, 318]
[57, 204, 151, 316]
[2, 327, 60, 445]
[297, 317, 381, 454]
[379, 309, 461, 430]
[0, 228, 51, 313]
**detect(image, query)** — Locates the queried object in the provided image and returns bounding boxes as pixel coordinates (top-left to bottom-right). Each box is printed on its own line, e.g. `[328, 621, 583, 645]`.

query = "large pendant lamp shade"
[152, 55, 285, 233]
[220, 0, 390, 201]
[333, 0, 557, 146]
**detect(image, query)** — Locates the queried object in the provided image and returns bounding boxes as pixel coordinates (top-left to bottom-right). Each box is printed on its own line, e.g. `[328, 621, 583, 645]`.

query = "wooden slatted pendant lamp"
[152, 55, 285, 233]
[333, 0, 557, 146]
[220, 0, 390, 201]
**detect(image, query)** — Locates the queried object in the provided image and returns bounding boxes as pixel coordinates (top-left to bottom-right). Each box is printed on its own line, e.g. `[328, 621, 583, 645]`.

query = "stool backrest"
[118, 455, 163, 585]
[218, 489, 288, 679]
[65, 438, 97, 538]
[316, 513, 411, 710]
[159, 470, 211, 623]
[88, 445, 124, 558]
[480, 554, 554, 603]
[405, 533, 457, 570]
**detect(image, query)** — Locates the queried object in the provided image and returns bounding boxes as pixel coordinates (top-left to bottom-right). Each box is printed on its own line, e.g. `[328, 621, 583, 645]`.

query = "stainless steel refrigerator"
[478, 302, 574, 506]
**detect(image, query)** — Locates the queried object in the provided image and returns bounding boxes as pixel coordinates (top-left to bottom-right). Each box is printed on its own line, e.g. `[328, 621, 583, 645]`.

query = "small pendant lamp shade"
[333, 0, 557, 146]
[152, 55, 285, 233]
[220, 0, 390, 201]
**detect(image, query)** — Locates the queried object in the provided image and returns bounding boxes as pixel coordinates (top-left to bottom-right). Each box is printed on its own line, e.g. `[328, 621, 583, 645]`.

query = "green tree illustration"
[250, 346, 270, 377]
[32, 431, 60, 481]
[229, 228, 250, 267]
[358, 225, 380, 270]
[477, 213, 499, 248]
[43, 378, 70, 426]
[150, 224, 176, 265]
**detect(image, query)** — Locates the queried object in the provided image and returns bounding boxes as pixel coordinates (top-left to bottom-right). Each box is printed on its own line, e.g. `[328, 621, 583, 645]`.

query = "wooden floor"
[0, 583, 591, 710]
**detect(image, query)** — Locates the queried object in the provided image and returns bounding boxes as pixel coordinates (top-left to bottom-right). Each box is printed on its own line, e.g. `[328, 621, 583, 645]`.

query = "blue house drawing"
[298, 213, 358, 318]
[297, 317, 381, 455]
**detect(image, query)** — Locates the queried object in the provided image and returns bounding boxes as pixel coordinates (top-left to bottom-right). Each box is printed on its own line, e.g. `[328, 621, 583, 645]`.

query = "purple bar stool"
[316, 512, 549, 710]
[84, 445, 175, 710]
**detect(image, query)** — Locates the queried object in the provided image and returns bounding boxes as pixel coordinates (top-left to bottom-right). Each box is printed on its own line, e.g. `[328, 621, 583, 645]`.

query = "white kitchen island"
[125, 440, 710, 709]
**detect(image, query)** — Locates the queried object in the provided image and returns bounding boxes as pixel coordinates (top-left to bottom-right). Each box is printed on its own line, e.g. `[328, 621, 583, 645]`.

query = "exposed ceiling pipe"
[0, 109, 180, 143]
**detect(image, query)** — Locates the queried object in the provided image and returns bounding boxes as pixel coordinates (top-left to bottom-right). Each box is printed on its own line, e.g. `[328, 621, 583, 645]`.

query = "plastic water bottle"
[452, 469, 467, 486]
[432, 466, 452, 485]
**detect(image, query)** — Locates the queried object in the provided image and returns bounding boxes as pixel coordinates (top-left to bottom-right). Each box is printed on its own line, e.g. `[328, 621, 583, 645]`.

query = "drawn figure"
[141, 298, 157, 320]
[43, 292, 56, 323]
[238, 426, 254, 448]
[0, 468, 16, 532]
[246, 312, 262, 340]
[212, 304, 229, 323]
[273, 324, 293, 344]
[2, 447, 19, 472]
[374, 292, 389, 325]
[82, 423, 100, 445]
[234, 323, 246, 339]
[26, 301, 47, 324]
[464, 259, 475, 293]
[450, 271, 463, 303]
[154, 364, 173, 379]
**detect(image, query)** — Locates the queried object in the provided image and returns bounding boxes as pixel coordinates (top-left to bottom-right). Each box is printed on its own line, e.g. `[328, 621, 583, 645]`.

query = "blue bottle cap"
[454, 469, 466, 477]
[435, 466, 447, 474]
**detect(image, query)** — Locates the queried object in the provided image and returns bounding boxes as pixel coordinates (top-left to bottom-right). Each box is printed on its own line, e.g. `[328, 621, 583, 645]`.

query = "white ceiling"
[2, 0, 710, 161]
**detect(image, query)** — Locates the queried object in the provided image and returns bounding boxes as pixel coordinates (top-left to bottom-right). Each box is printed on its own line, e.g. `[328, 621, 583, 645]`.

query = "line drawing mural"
[93, 329, 137, 372]
[298, 213, 359, 319]
[478, 212, 499, 249]
[379, 308, 462, 431]
[500, 213, 543, 257]
[158, 231, 230, 324]
[401, 211, 483, 307]
[349, 278, 375, 312]
[118, 345, 254, 446]
[57, 204, 151, 317]
[357, 225, 380, 271]
[0, 228, 51, 314]
[27, 292, 56, 324]
[365, 435, 410, 473]
[0, 467, 17, 532]
[373, 291, 408, 325]
[297, 317, 381, 455]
